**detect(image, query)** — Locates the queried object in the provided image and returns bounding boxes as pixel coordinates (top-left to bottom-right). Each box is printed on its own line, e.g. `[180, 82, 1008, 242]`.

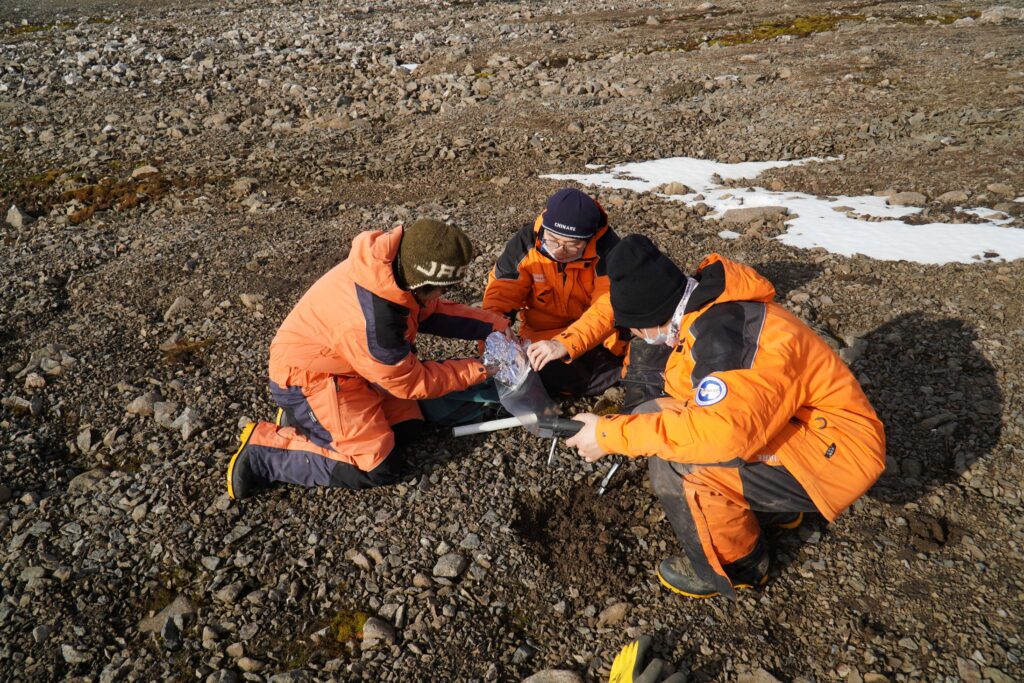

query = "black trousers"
[539, 345, 624, 398]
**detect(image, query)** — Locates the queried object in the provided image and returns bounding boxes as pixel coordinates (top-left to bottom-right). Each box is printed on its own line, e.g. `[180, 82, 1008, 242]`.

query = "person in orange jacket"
[566, 235, 886, 598]
[227, 219, 510, 499]
[483, 188, 624, 397]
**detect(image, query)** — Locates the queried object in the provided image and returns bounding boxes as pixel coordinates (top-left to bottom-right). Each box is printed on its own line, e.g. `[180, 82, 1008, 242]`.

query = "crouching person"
[567, 235, 885, 599]
[227, 219, 509, 499]
[483, 188, 624, 397]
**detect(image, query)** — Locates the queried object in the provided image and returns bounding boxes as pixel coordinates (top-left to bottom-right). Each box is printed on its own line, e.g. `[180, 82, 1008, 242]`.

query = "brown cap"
[399, 218, 475, 289]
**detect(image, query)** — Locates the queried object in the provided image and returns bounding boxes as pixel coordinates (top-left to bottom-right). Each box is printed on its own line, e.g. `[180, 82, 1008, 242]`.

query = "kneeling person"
[228, 219, 509, 499]
[567, 235, 886, 598]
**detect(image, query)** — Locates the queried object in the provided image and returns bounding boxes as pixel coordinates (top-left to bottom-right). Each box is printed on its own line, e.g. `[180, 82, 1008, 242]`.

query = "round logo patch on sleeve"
[694, 376, 728, 406]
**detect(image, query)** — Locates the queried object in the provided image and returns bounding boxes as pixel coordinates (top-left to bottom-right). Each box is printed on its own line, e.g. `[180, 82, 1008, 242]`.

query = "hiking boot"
[774, 512, 803, 529]
[757, 511, 804, 530]
[226, 422, 267, 500]
[657, 554, 768, 599]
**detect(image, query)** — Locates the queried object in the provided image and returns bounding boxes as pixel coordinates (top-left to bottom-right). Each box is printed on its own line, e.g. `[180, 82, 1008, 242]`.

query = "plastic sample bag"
[482, 332, 558, 437]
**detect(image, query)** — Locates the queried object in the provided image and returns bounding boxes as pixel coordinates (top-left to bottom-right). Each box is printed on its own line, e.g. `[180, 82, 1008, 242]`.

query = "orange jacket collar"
[672, 253, 778, 333]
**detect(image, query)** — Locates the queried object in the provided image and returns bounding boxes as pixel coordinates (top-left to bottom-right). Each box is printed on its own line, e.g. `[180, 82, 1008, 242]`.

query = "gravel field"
[1, 0, 1023, 681]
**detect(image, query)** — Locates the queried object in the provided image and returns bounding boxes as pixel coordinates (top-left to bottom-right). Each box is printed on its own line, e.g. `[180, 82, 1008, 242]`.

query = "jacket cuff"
[469, 359, 489, 384]
[555, 331, 585, 360]
[491, 315, 511, 334]
[596, 414, 633, 456]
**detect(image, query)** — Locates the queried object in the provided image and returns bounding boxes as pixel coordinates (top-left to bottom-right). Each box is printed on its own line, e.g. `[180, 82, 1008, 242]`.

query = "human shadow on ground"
[753, 259, 822, 301]
[854, 313, 1003, 504]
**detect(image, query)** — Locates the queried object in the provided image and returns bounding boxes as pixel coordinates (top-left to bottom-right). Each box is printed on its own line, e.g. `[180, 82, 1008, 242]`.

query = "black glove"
[609, 635, 685, 683]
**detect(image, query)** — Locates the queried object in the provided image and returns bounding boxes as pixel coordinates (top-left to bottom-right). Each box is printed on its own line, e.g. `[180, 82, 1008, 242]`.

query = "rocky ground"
[2, 0, 1023, 681]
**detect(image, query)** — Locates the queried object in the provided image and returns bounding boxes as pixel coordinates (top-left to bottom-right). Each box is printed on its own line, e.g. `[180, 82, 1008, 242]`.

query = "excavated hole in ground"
[512, 484, 645, 598]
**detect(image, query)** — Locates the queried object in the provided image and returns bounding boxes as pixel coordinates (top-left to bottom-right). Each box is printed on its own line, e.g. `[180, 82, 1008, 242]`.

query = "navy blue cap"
[541, 188, 605, 239]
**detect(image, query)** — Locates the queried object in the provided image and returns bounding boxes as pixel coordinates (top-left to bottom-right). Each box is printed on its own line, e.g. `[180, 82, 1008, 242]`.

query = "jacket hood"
[684, 253, 776, 313]
[343, 227, 419, 309]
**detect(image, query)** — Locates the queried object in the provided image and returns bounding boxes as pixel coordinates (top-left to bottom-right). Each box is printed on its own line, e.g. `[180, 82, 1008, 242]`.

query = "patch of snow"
[718, 230, 742, 240]
[543, 156, 1024, 265]
[400, 63, 419, 72]
[962, 207, 1013, 224]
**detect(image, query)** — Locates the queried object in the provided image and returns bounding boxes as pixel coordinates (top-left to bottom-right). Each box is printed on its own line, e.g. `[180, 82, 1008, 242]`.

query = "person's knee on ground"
[419, 380, 500, 427]
[228, 419, 424, 498]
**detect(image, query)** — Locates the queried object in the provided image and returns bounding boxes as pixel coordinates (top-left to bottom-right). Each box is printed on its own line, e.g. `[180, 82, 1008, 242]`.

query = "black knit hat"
[541, 188, 605, 239]
[607, 235, 687, 328]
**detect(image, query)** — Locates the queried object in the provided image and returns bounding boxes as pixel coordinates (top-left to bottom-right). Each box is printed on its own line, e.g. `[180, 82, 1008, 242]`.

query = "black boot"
[226, 423, 269, 500]
[657, 553, 769, 599]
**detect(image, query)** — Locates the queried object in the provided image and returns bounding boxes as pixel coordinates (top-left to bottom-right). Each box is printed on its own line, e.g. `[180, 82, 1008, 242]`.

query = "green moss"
[6, 18, 109, 36]
[20, 168, 66, 189]
[710, 14, 864, 47]
[280, 607, 367, 670]
[329, 609, 369, 644]
[8, 24, 50, 35]
[144, 583, 174, 614]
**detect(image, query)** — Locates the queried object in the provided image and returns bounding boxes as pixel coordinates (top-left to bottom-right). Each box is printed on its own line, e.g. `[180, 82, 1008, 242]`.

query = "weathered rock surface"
[0, 0, 1021, 681]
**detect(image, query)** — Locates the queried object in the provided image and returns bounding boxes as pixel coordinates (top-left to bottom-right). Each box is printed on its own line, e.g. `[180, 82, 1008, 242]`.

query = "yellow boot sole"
[226, 422, 257, 500]
[656, 568, 768, 599]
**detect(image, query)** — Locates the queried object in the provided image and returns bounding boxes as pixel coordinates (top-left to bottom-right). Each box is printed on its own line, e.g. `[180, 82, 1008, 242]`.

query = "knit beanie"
[541, 188, 605, 239]
[607, 235, 687, 328]
[399, 218, 474, 288]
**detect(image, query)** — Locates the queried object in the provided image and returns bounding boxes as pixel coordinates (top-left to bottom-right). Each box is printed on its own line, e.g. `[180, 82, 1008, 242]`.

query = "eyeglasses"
[541, 234, 587, 254]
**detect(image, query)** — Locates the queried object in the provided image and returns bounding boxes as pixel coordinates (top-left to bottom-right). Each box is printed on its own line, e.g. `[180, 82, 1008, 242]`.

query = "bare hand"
[565, 412, 608, 463]
[526, 339, 569, 371]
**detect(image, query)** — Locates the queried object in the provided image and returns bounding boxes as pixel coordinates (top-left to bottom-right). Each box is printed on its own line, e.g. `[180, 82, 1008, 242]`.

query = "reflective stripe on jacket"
[596, 253, 885, 520]
[483, 212, 623, 358]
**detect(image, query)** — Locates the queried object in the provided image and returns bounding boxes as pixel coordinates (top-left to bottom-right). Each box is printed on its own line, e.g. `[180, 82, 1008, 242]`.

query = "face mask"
[643, 326, 669, 345]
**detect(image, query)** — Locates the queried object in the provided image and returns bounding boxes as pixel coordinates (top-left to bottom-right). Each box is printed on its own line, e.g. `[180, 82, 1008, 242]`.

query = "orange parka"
[266, 227, 507, 469]
[596, 254, 885, 521]
[483, 213, 623, 358]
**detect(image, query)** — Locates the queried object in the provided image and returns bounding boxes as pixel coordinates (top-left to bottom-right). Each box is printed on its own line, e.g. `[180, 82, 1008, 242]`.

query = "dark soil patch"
[907, 513, 961, 553]
[512, 484, 641, 598]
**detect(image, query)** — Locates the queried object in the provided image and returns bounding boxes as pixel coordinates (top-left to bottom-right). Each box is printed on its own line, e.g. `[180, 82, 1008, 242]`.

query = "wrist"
[555, 334, 578, 359]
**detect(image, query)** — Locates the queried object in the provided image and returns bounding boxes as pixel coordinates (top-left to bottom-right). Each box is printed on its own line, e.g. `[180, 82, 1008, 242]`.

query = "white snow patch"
[543, 156, 1024, 265]
[963, 207, 1013, 224]
[400, 63, 419, 72]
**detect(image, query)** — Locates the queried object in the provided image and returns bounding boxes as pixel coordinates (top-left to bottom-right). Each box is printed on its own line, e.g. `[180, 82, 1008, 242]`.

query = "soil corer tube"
[452, 414, 537, 437]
